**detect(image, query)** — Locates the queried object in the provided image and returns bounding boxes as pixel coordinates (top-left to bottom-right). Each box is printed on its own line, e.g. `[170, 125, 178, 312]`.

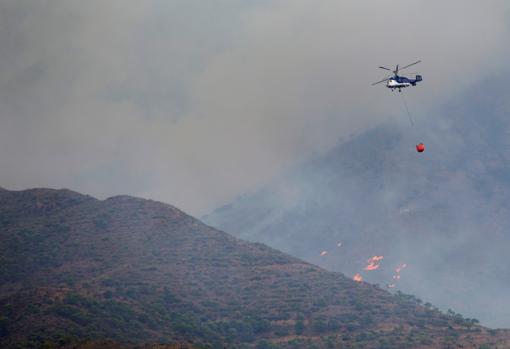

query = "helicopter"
[372, 60, 422, 92]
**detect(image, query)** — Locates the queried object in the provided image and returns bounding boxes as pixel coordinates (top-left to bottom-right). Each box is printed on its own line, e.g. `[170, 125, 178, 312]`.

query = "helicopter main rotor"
[378, 60, 421, 76]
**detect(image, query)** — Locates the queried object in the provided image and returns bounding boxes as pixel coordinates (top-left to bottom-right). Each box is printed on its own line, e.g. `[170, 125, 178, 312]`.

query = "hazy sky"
[1, 0, 509, 214]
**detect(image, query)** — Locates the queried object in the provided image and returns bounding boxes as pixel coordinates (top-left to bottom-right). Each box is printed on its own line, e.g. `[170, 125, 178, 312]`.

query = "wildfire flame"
[364, 263, 380, 271]
[353, 273, 363, 282]
[388, 263, 407, 288]
[395, 263, 407, 273]
[364, 255, 384, 271]
[368, 256, 384, 263]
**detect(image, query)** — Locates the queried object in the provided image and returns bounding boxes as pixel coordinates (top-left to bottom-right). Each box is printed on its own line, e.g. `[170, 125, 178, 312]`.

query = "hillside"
[204, 75, 510, 328]
[1, 187, 509, 348]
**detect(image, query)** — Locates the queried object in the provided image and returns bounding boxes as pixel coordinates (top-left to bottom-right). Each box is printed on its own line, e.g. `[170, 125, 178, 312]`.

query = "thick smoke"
[0, 0, 509, 215]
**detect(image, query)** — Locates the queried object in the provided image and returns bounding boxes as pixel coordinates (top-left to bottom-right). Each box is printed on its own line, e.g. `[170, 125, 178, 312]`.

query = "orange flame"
[364, 255, 384, 271]
[364, 263, 380, 271]
[388, 263, 407, 287]
[395, 263, 407, 273]
[353, 273, 363, 282]
[368, 256, 384, 263]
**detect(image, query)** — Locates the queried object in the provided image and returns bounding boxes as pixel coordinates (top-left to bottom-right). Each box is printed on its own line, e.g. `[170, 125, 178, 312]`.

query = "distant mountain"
[1, 188, 509, 348]
[204, 75, 510, 328]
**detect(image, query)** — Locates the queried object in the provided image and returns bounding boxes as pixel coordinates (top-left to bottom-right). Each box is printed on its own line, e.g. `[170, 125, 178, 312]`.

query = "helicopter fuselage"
[387, 75, 422, 90]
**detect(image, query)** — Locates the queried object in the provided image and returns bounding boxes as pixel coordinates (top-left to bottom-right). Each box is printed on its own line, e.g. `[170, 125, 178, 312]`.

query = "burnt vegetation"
[0, 188, 509, 348]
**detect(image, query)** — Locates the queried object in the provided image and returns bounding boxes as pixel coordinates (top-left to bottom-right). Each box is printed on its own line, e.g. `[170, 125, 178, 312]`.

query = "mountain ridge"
[1, 187, 509, 348]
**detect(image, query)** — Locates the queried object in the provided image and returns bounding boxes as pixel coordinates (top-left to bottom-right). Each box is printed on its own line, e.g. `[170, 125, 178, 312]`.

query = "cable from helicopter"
[372, 60, 424, 152]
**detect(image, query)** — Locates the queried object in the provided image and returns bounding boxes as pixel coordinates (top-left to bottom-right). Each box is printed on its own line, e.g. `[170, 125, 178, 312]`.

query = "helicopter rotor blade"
[371, 76, 391, 86]
[379, 66, 392, 71]
[399, 60, 421, 71]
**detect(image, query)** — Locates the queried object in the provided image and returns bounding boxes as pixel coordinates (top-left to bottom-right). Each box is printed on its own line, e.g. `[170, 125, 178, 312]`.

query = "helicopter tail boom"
[410, 75, 422, 86]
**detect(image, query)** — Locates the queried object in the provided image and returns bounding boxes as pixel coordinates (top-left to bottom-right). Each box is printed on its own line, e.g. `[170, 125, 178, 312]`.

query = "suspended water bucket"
[416, 143, 425, 153]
